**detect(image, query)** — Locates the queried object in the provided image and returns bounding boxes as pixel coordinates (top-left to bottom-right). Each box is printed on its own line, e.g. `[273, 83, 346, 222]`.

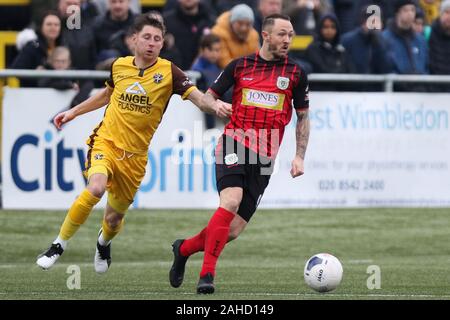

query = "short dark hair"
[262, 13, 291, 31]
[132, 14, 166, 36]
[199, 33, 221, 50]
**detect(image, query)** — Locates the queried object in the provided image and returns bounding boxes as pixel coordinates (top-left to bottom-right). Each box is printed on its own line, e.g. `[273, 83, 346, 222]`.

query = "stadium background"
[0, 0, 450, 300]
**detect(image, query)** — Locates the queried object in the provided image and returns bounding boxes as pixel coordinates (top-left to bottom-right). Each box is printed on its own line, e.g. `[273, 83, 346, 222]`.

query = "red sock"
[200, 207, 235, 277]
[180, 227, 207, 257]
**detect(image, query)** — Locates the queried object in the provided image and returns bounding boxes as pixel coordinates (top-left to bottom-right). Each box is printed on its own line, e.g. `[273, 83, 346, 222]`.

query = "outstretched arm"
[187, 89, 232, 118]
[291, 109, 310, 178]
[53, 86, 113, 130]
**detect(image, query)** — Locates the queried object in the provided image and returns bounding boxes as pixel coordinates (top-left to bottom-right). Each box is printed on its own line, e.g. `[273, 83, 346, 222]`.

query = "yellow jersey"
[92, 56, 196, 155]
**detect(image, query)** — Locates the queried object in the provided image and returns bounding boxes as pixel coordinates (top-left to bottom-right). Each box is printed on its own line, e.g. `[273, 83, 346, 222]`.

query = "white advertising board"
[2, 89, 450, 209]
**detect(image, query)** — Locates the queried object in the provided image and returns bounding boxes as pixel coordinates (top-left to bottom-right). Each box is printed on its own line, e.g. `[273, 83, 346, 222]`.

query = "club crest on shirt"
[153, 73, 163, 84]
[276, 76, 289, 90]
[94, 153, 104, 160]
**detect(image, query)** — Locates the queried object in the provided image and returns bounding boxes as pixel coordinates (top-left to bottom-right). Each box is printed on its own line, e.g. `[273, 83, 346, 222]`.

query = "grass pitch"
[0, 208, 449, 300]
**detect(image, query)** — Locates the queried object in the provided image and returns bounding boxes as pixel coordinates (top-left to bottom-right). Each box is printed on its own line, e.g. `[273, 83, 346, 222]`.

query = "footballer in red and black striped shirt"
[169, 14, 310, 294]
[210, 45, 309, 159]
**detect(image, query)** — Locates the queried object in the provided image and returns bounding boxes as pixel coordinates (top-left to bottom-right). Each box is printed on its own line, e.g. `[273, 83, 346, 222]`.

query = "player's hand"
[53, 109, 76, 130]
[290, 156, 305, 178]
[215, 99, 232, 118]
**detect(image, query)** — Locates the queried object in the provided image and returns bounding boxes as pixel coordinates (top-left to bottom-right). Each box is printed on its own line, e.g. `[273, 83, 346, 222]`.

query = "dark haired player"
[36, 14, 230, 273]
[170, 14, 310, 294]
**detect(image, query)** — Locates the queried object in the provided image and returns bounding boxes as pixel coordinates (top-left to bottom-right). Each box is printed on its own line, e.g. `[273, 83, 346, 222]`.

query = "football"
[304, 253, 343, 293]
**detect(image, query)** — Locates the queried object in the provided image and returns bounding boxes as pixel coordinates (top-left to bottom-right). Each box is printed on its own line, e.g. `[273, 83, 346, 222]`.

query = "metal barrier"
[308, 73, 450, 92]
[0, 69, 201, 83]
[0, 69, 450, 92]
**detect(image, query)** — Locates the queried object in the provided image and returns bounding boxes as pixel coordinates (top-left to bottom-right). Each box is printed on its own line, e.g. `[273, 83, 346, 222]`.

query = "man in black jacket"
[429, 0, 450, 75]
[428, 0, 450, 92]
[93, 0, 136, 65]
[58, 0, 97, 70]
[163, 0, 215, 70]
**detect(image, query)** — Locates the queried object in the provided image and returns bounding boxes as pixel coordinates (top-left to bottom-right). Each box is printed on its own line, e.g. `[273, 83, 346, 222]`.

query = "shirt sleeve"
[171, 63, 196, 99]
[209, 59, 238, 97]
[293, 68, 309, 110]
[105, 59, 116, 88]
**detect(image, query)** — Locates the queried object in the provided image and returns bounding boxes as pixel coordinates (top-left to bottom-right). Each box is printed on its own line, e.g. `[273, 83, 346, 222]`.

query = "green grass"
[0, 208, 449, 300]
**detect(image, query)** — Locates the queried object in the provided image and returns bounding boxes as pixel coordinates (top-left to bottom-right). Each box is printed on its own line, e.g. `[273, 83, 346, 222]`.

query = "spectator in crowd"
[414, 6, 432, 39]
[331, 0, 357, 33]
[304, 13, 355, 90]
[38, 46, 78, 90]
[254, 0, 283, 35]
[11, 11, 64, 87]
[360, 0, 396, 26]
[191, 34, 223, 129]
[92, 0, 141, 15]
[285, 0, 332, 38]
[95, 25, 136, 70]
[211, 4, 260, 69]
[419, 0, 442, 25]
[31, 0, 99, 25]
[164, 0, 215, 70]
[39, 46, 96, 112]
[93, 0, 136, 68]
[163, 0, 217, 15]
[214, 0, 258, 14]
[80, 0, 101, 24]
[305, 13, 354, 74]
[109, 25, 136, 57]
[58, 0, 97, 70]
[429, 0, 450, 76]
[382, 0, 428, 75]
[342, 6, 391, 74]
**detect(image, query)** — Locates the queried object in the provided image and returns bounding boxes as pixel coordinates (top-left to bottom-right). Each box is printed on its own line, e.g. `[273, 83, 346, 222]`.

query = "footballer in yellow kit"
[36, 14, 233, 273]
[85, 55, 195, 213]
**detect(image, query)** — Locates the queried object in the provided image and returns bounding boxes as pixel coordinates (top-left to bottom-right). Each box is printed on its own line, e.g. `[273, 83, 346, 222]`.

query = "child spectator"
[39, 46, 95, 114]
[191, 34, 223, 129]
[38, 46, 78, 90]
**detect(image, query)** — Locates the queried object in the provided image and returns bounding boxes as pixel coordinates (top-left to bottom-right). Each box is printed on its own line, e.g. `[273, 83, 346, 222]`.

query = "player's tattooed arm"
[291, 109, 310, 178]
[295, 109, 310, 160]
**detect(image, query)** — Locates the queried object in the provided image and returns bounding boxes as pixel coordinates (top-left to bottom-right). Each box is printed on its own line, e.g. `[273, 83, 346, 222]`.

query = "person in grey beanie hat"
[441, 0, 450, 15]
[230, 4, 255, 23]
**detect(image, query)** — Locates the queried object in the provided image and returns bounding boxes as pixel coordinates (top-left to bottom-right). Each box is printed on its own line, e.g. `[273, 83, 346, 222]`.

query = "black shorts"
[215, 135, 274, 222]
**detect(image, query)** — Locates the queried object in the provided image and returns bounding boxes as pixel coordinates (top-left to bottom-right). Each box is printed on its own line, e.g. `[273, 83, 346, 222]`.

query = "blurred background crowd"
[1, 0, 449, 116]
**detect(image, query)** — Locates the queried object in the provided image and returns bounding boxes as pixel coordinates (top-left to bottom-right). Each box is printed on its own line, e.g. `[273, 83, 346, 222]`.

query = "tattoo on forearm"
[296, 110, 310, 159]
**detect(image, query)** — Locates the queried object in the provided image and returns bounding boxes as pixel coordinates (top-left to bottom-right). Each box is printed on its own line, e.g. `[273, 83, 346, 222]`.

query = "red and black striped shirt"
[209, 52, 309, 159]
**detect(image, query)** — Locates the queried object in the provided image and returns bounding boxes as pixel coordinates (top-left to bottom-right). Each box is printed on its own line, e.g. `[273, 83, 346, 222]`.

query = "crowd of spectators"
[1, 0, 449, 93]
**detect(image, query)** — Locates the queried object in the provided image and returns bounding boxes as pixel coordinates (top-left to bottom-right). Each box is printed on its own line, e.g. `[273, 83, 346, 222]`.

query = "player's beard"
[268, 43, 286, 60]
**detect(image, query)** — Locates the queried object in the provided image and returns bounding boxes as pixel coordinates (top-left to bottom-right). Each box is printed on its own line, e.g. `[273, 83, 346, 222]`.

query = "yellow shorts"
[84, 138, 147, 213]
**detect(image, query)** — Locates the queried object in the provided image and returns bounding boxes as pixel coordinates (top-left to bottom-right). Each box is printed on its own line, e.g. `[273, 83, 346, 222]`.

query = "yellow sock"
[59, 189, 101, 241]
[101, 218, 124, 242]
